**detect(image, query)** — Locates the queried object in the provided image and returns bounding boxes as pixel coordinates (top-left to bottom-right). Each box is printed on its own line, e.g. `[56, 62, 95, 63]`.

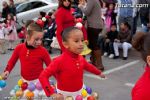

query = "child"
[104, 3, 117, 32]
[5, 13, 18, 50]
[103, 24, 118, 58]
[113, 22, 132, 60]
[39, 26, 105, 99]
[1, 21, 51, 96]
[131, 32, 150, 100]
[0, 19, 6, 54]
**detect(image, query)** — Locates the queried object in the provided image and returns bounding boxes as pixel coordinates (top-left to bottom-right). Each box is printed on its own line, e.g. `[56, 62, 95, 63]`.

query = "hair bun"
[132, 32, 145, 51]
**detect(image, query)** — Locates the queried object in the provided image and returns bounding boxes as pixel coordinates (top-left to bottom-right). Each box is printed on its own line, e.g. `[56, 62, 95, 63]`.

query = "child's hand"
[114, 39, 120, 43]
[51, 93, 64, 100]
[106, 39, 110, 43]
[99, 73, 105, 79]
[1, 71, 9, 80]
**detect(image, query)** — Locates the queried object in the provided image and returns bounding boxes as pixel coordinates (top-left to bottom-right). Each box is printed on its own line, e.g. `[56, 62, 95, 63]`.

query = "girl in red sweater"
[132, 32, 150, 100]
[39, 26, 105, 99]
[1, 21, 51, 83]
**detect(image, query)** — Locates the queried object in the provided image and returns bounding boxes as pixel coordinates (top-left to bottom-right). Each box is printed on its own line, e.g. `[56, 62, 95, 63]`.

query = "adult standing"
[55, 0, 75, 52]
[78, 0, 104, 71]
[139, 0, 150, 32]
[2, 1, 10, 19]
[117, 0, 134, 35]
[9, 0, 16, 21]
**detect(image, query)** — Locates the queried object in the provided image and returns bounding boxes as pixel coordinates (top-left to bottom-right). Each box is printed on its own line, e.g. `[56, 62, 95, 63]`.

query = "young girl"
[131, 32, 150, 100]
[104, 3, 117, 32]
[1, 21, 51, 96]
[5, 13, 18, 50]
[39, 26, 105, 99]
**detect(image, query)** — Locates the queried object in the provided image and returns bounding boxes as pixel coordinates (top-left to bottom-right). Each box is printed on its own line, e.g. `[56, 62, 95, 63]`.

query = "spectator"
[113, 22, 132, 60]
[79, 0, 104, 71]
[55, 0, 87, 52]
[55, 0, 75, 52]
[0, 18, 7, 54]
[117, 0, 134, 35]
[2, 1, 10, 19]
[139, 0, 150, 32]
[104, 3, 117, 32]
[9, 0, 16, 21]
[5, 13, 18, 50]
[103, 24, 118, 58]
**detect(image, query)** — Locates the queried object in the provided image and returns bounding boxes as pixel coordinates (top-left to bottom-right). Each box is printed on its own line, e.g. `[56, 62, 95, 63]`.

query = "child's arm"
[39, 61, 59, 97]
[42, 48, 51, 66]
[83, 58, 105, 78]
[1, 45, 20, 79]
[83, 58, 101, 75]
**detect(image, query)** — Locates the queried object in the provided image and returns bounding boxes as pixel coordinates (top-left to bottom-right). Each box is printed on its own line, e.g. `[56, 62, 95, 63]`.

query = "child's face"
[147, 56, 150, 66]
[27, 31, 43, 48]
[63, 30, 84, 54]
[111, 25, 116, 31]
[120, 23, 126, 30]
[7, 14, 11, 20]
[109, 4, 114, 10]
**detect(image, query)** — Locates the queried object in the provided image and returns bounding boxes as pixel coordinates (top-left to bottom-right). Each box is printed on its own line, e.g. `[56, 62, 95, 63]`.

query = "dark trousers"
[104, 42, 114, 54]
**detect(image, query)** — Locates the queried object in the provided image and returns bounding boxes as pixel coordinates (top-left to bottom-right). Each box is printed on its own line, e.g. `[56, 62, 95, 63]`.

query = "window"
[47, 0, 58, 3]
[16, 3, 32, 13]
[30, 1, 48, 9]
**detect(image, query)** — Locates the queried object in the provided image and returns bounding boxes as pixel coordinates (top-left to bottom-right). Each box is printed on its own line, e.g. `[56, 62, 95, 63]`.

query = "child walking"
[132, 32, 150, 100]
[39, 26, 105, 99]
[1, 21, 51, 97]
[5, 13, 18, 50]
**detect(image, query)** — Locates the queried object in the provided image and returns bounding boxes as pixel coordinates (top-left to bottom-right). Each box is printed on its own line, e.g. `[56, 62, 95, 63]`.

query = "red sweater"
[39, 50, 101, 96]
[55, 7, 75, 51]
[4, 43, 51, 81]
[132, 65, 150, 100]
[55, 7, 87, 51]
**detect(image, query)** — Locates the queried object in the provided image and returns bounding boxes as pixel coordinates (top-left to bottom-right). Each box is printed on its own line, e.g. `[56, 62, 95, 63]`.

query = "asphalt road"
[0, 47, 145, 100]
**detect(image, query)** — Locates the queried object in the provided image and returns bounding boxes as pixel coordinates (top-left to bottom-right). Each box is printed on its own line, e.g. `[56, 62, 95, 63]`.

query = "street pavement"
[0, 47, 145, 100]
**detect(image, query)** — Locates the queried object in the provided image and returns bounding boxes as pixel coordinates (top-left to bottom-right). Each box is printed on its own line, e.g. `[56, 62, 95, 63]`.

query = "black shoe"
[122, 57, 128, 60]
[113, 56, 119, 59]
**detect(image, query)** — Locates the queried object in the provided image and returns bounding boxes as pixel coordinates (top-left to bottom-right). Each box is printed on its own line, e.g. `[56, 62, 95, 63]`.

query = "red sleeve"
[4, 45, 20, 73]
[39, 60, 59, 96]
[55, 9, 65, 51]
[83, 57, 101, 75]
[42, 47, 51, 66]
[132, 91, 148, 100]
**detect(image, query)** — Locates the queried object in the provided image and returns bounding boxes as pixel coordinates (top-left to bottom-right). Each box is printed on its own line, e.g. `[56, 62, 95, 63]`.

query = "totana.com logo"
[117, 4, 149, 8]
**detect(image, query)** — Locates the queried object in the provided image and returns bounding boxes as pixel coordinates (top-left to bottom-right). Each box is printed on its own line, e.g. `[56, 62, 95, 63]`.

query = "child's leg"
[0, 39, 6, 53]
[109, 42, 114, 54]
[113, 42, 122, 57]
[122, 42, 132, 58]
